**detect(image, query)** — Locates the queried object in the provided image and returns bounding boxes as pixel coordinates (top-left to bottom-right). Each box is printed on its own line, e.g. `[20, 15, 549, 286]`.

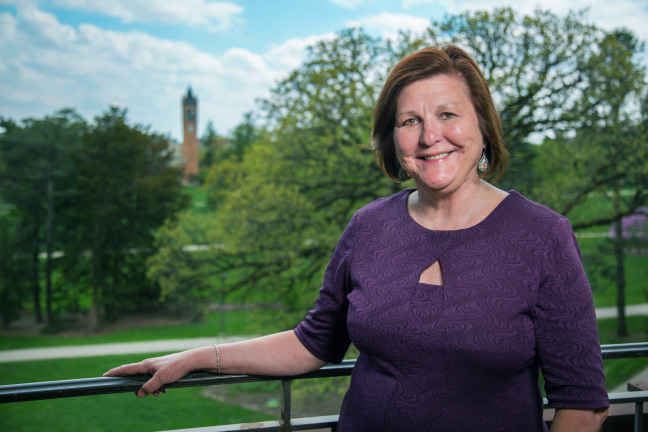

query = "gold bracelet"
[213, 344, 220, 374]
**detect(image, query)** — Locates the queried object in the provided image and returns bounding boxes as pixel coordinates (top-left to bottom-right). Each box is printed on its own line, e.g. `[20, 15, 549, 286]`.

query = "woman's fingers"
[103, 351, 196, 398]
[137, 375, 164, 398]
[103, 361, 149, 377]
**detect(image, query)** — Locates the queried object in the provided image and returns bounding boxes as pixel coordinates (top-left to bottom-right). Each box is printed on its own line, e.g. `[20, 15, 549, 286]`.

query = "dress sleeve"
[534, 216, 609, 409]
[293, 214, 355, 364]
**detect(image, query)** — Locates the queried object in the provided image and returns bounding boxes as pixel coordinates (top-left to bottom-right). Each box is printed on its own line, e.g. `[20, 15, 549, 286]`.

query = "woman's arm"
[550, 408, 608, 431]
[103, 330, 327, 398]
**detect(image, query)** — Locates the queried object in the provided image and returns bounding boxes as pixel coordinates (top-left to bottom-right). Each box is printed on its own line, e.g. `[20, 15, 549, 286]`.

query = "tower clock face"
[186, 108, 195, 121]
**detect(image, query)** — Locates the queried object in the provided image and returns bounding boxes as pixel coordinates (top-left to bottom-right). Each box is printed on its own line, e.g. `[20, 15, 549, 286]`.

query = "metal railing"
[1, 343, 647, 431]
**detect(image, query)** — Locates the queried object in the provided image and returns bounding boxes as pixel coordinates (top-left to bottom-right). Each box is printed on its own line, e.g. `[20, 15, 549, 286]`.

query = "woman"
[105, 46, 609, 431]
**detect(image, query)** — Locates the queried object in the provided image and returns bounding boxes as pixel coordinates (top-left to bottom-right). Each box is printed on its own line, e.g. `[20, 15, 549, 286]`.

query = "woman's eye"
[440, 112, 456, 119]
[402, 118, 417, 126]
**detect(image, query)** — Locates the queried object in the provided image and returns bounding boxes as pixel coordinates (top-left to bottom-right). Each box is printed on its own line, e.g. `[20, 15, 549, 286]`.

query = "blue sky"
[1, 0, 647, 142]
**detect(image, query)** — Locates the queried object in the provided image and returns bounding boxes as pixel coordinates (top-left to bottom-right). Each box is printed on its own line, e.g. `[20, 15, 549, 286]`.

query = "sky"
[1, 0, 647, 142]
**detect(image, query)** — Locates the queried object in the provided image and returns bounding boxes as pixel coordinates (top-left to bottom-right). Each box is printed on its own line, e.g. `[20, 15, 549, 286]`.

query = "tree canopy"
[147, 8, 646, 320]
[1, 7, 645, 327]
[0, 107, 188, 329]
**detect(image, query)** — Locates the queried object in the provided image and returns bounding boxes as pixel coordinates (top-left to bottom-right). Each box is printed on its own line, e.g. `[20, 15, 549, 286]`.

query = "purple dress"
[294, 189, 609, 431]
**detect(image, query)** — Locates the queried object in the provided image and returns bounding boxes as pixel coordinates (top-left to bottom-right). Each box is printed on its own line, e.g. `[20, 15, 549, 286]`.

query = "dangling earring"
[478, 149, 489, 173]
[397, 167, 408, 182]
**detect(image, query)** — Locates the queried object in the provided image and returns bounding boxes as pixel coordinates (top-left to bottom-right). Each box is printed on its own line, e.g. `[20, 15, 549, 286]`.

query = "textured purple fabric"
[294, 189, 609, 432]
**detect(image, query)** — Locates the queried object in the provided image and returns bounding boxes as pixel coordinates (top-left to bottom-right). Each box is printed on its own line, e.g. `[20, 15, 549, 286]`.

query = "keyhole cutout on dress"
[419, 260, 444, 285]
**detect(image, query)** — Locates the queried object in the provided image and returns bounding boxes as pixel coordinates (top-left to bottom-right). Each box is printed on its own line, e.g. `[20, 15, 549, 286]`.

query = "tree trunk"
[89, 223, 103, 332]
[614, 182, 627, 337]
[45, 178, 54, 324]
[88, 291, 100, 333]
[31, 216, 43, 324]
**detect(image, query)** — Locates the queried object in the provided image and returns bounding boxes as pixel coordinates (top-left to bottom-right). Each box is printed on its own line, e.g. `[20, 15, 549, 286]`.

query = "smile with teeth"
[422, 152, 450, 160]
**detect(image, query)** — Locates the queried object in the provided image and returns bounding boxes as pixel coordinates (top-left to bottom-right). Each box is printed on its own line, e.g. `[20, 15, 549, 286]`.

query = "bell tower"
[182, 87, 199, 183]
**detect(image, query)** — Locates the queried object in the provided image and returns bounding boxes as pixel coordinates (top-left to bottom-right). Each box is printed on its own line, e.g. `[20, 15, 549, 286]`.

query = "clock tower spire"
[182, 87, 199, 183]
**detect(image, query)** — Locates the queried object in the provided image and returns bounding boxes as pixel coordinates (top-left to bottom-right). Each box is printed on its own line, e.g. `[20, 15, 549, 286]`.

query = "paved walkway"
[1, 304, 647, 363]
[1, 305, 647, 389]
[595, 303, 648, 319]
[0, 336, 248, 363]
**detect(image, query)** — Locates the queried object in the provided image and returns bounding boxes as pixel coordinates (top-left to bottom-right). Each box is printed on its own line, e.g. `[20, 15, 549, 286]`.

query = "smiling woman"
[393, 75, 485, 197]
[104, 44, 609, 431]
[373, 45, 507, 186]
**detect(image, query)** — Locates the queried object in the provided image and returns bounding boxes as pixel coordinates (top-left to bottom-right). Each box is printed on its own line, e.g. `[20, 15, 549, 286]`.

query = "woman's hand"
[103, 347, 210, 398]
[102, 331, 326, 399]
[550, 408, 609, 431]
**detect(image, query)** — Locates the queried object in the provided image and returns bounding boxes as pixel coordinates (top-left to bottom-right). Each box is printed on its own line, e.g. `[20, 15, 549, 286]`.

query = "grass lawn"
[586, 253, 648, 308]
[0, 308, 295, 351]
[183, 184, 210, 215]
[0, 354, 269, 432]
[0, 235, 646, 430]
[1, 319, 645, 431]
[598, 316, 648, 391]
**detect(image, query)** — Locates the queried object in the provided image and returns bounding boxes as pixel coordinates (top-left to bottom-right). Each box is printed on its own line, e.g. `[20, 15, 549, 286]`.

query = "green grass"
[0, 316, 646, 431]
[598, 316, 648, 391]
[590, 255, 648, 308]
[0, 308, 295, 350]
[183, 184, 210, 215]
[0, 220, 645, 428]
[0, 354, 268, 432]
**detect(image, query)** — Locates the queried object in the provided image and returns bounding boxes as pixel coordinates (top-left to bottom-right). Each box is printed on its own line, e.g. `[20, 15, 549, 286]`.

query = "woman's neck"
[408, 180, 507, 231]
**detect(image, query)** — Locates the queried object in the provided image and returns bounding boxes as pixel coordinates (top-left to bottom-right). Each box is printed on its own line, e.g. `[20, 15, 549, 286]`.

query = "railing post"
[280, 378, 292, 432]
[635, 401, 644, 432]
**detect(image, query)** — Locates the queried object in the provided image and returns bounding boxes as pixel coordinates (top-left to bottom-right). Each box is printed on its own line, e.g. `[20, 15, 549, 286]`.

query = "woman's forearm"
[103, 330, 326, 397]
[209, 330, 327, 375]
[550, 408, 608, 431]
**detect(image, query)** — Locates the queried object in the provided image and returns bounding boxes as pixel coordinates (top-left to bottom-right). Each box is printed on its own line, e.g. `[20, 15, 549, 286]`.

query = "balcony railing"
[1, 343, 647, 432]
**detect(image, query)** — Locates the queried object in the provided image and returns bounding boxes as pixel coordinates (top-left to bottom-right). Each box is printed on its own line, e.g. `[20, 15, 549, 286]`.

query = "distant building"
[608, 207, 648, 255]
[608, 207, 648, 241]
[182, 87, 199, 183]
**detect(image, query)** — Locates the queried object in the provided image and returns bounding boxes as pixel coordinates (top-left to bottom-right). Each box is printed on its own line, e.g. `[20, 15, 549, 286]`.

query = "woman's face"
[393, 74, 484, 194]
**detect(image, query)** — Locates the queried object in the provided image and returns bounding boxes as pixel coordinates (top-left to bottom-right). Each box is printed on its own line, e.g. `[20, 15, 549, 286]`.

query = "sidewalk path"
[1, 304, 647, 364]
[595, 303, 648, 319]
[0, 336, 248, 363]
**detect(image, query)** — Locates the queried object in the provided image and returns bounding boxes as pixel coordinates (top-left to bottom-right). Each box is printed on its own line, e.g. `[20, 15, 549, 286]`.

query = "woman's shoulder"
[503, 190, 569, 231]
[353, 188, 412, 220]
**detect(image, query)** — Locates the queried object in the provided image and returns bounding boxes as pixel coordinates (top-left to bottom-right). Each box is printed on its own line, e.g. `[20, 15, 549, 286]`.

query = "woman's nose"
[420, 120, 441, 146]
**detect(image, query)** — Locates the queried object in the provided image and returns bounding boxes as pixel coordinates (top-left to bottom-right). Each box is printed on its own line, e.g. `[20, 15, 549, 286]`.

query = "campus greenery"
[0, 9, 646, 334]
[0, 314, 647, 431]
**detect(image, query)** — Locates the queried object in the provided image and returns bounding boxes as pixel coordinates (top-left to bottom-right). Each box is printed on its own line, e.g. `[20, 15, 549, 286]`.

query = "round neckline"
[401, 188, 517, 234]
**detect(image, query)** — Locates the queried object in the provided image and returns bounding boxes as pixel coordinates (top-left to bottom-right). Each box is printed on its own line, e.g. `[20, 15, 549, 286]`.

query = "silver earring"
[478, 149, 489, 173]
[397, 167, 408, 182]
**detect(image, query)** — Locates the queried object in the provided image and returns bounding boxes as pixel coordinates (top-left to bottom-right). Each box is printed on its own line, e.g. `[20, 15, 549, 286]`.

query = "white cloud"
[328, 0, 372, 9]
[347, 12, 431, 39]
[2, 0, 646, 142]
[0, 4, 332, 139]
[402, 0, 434, 8]
[0, 12, 16, 43]
[52, 0, 244, 31]
[264, 33, 337, 71]
[418, 0, 648, 45]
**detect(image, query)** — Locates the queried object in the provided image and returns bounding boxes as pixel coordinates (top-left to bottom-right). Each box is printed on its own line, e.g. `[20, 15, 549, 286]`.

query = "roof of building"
[183, 87, 197, 105]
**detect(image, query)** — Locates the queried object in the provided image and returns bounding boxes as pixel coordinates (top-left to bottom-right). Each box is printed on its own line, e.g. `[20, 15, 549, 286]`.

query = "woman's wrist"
[213, 344, 221, 374]
[177, 346, 220, 374]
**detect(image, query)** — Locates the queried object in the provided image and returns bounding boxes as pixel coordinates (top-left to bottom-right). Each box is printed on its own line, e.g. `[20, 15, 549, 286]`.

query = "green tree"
[64, 107, 188, 330]
[436, 8, 629, 192]
[228, 111, 259, 161]
[0, 213, 30, 327]
[0, 110, 87, 324]
[199, 121, 229, 176]
[148, 29, 398, 318]
[147, 11, 647, 317]
[531, 29, 647, 336]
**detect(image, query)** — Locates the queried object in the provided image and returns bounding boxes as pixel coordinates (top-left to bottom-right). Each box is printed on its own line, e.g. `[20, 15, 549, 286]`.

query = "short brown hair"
[372, 45, 508, 182]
